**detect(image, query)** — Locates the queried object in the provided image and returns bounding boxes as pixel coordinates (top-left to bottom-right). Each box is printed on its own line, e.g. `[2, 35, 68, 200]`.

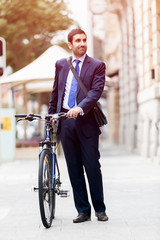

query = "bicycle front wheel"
[38, 149, 55, 228]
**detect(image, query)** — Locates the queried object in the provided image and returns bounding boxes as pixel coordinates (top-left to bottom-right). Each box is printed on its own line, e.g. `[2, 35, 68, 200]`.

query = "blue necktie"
[68, 59, 80, 108]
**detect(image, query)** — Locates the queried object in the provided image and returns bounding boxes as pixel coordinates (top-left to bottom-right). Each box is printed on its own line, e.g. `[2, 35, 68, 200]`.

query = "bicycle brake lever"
[17, 118, 23, 122]
[59, 114, 68, 120]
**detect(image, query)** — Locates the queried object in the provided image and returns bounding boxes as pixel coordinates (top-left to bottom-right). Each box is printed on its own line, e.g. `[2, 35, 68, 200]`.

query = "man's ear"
[68, 41, 72, 50]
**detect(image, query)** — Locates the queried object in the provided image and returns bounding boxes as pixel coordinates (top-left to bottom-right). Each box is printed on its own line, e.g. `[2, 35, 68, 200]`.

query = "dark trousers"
[60, 118, 106, 215]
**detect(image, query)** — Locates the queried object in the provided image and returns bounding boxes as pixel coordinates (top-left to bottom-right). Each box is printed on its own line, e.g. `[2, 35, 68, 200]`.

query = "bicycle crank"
[58, 190, 70, 198]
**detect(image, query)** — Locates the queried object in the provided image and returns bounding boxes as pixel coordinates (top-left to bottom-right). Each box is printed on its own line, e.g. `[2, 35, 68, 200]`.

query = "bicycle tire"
[38, 149, 55, 228]
[52, 152, 56, 218]
[49, 151, 56, 219]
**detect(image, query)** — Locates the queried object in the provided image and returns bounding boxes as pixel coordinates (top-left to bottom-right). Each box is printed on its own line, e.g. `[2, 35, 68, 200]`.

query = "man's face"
[68, 33, 87, 58]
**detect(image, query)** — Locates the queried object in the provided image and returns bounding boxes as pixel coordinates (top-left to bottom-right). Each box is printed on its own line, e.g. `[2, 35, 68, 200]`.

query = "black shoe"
[95, 212, 109, 221]
[73, 213, 91, 223]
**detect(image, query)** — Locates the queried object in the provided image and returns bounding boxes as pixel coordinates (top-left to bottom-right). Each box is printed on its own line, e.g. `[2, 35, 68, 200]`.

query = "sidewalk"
[0, 142, 160, 240]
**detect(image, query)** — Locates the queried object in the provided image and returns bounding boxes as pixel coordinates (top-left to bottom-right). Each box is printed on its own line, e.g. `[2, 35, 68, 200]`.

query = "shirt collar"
[72, 53, 86, 64]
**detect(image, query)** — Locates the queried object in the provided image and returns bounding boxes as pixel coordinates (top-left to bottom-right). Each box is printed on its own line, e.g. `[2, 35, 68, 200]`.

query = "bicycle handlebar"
[15, 113, 41, 118]
[15, 114, 28, 118]
[15, 112, 68, 122]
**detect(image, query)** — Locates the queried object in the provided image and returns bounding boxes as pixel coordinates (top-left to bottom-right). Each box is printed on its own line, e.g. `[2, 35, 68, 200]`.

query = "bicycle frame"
[39, 118, 61, 194]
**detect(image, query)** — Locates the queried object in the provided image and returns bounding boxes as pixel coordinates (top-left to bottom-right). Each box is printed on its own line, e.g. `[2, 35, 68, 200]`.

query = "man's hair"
[68, 29, 87, 43]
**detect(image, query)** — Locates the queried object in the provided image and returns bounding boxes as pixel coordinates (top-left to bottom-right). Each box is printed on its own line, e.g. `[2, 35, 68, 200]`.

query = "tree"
[0, 0, 74, 71]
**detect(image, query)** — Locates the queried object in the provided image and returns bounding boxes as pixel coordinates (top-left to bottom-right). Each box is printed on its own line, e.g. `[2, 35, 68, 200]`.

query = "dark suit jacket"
[48, 54, 106, 136]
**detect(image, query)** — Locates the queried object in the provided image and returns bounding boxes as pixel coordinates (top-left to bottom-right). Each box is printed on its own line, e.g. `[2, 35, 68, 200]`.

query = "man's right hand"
[67, 107, 83, 118]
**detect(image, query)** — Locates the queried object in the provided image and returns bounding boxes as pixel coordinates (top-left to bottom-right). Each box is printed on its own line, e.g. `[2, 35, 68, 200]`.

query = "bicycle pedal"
[32, 186, 39, 192]
[59, 190, 70, 198]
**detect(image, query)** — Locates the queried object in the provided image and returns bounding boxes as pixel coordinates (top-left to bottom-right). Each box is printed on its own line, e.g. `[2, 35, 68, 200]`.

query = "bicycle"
[15, 112, 69, 228]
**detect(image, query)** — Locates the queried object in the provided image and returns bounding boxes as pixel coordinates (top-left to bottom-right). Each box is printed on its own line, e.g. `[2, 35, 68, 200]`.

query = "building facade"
[100, 0, 160, 162]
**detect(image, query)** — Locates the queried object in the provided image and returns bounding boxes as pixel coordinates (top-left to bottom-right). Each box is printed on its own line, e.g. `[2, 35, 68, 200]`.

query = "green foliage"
[0, 0, 74, 71]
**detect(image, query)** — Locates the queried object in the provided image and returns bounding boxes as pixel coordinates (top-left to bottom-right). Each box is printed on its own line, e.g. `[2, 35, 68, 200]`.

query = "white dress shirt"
[62, 54, 86, 110]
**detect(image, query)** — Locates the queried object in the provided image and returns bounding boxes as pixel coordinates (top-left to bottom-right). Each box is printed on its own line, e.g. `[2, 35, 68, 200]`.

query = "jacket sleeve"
[48, 62, 58, 114]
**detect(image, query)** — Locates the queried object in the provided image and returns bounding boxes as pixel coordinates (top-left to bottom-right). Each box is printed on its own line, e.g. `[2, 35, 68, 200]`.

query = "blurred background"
[0, 0, 160, 163]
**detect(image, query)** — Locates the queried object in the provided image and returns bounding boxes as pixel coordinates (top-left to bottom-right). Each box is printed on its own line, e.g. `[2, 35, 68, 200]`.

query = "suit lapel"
[61, 55, 90, 99]
[60, 57, 70, 95]
[77, 55, 90, 95]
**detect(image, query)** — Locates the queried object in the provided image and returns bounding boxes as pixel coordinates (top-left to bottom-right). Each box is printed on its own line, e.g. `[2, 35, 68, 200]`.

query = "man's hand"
[67, 107, 83, 118]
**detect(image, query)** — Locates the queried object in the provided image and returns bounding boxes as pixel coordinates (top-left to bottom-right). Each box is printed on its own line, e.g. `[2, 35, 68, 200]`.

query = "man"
[49, 29, 108, 223]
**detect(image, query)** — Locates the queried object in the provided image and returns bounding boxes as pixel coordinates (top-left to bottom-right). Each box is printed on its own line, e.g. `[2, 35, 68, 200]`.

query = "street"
[0, 142, 160, 240]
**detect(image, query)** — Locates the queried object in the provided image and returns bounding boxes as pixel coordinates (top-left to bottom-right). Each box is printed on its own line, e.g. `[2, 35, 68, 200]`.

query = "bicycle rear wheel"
[38, 149, 55, 228]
